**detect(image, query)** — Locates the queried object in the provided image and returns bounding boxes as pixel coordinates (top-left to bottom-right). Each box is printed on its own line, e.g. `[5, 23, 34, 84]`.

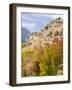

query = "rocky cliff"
[22, 17, 63, 49]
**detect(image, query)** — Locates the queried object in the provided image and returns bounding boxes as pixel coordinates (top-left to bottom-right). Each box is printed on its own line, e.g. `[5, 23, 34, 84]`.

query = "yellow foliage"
[21, 40, 63, 77]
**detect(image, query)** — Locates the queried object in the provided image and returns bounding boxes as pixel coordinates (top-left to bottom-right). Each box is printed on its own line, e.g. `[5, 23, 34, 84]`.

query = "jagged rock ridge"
[23, 17, 63, 49]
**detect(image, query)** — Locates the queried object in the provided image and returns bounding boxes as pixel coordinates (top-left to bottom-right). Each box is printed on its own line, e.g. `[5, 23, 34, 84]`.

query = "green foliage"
[59, 31, 63, 36]
[21, 39, 63, 77]
[49, 31, 52, 36]
[54, 31, 59, 36]
[45, 26, 48, 29]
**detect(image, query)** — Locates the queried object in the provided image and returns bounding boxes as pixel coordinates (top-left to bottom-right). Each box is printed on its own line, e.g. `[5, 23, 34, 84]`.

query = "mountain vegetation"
[21, 17, 63, 77]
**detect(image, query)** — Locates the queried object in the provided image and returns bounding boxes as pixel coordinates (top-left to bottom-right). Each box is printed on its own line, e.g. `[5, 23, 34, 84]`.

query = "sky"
[21, 12, 63, 33]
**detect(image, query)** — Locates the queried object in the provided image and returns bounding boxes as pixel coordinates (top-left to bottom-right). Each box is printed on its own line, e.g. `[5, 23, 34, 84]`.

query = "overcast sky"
[21, 12, 63, 33]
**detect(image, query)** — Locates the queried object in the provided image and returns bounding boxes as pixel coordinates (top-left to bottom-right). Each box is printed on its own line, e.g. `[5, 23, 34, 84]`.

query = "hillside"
[21, 17, 63, 77]
[22, 17, 63, 49]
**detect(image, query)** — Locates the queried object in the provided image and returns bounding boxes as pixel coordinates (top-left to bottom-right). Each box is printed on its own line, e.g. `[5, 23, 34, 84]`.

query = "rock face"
[23, 17, 63, 49]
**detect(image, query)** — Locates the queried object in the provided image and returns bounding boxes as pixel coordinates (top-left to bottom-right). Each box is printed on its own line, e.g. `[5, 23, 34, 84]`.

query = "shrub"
[54, 31, 59, 36]
[21, 39, 63, 76]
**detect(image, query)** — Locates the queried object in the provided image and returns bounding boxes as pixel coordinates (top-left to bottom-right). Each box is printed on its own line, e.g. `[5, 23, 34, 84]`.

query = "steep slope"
[28, 17, 63, 47]
[21, 17, 63, 76]
[22, 17, 63, 49]
[41, 17, 63, 37]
